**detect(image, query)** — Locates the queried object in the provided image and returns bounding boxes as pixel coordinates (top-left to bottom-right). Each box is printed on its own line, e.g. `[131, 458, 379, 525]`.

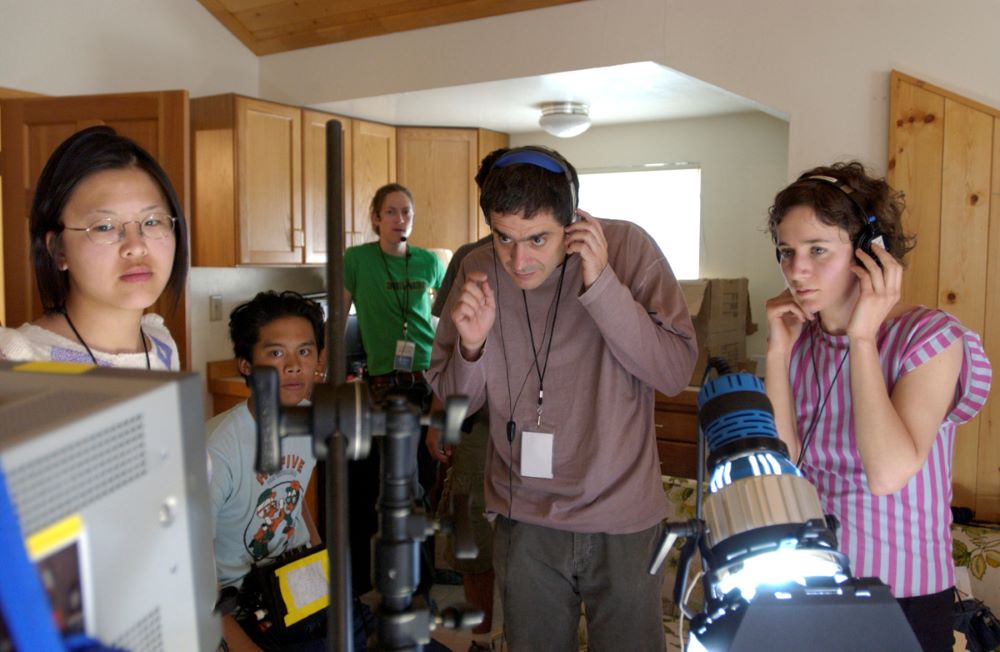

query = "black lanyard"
[520, 259, 567, 426]
[63, 309, 150, 370]
[378, 246, 411, 339]
[797, 326, 849, 467]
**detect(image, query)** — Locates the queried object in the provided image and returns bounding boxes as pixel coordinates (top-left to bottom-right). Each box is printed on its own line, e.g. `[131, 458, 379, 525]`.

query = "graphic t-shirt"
[344, 242, 444, 375]
[206, 402, 316, 589]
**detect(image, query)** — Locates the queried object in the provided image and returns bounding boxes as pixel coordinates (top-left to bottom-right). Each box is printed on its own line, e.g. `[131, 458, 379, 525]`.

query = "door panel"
[1, 91, 190, 368]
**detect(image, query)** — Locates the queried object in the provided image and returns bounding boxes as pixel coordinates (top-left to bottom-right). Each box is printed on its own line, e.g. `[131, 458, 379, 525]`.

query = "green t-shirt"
[344, 242, 445, 375]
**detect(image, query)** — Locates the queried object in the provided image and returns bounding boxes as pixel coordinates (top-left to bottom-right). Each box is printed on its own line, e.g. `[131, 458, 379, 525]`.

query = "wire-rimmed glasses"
[62, 214, 177, 245]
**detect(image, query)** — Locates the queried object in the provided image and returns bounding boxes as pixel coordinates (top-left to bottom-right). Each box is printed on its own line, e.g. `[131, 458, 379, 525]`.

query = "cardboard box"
[679, 278, 756, 385]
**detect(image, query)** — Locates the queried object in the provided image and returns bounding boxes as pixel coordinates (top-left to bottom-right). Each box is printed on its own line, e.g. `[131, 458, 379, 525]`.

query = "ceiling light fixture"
[538, 101, 591, 138]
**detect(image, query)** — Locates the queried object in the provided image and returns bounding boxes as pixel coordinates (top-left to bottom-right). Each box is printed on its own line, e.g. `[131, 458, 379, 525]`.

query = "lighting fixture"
[649, 362, 922, 651]
[538, 101, 591, 138]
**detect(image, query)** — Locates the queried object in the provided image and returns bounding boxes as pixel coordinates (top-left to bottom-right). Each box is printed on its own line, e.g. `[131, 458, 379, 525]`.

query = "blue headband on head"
[494, 149, 567, 174]
[489, 148, 578, 214]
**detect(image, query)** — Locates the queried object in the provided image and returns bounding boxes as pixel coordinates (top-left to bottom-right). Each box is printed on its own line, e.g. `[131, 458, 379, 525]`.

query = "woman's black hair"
[767, 160, 915, 262]
[228, 291, 326, 381]
[30, 125, 189, 313]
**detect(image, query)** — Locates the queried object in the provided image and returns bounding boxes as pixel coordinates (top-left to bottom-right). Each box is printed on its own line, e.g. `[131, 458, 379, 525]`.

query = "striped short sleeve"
[897, 311, 992, 425]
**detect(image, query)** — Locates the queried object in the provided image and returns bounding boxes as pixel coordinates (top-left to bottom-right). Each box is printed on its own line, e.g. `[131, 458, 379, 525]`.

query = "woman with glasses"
[0, 126, 188, 370]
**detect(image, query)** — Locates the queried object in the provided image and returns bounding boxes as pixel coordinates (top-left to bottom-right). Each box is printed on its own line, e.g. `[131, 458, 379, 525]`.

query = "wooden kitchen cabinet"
[655, 388, 699, 479]
[476, 128, 509, 238]
[191, 95, 301, 265]
[303, 109, 352, 261]
[397, 127, 508, 253]
[351, 119, 397, 246]
[191, 95, 355, 266]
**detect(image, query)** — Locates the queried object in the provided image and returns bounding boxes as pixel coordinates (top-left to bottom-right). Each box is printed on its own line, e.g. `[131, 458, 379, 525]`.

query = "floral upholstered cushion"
[953, 523, 1000, 615]
[660, 475, 702, 652]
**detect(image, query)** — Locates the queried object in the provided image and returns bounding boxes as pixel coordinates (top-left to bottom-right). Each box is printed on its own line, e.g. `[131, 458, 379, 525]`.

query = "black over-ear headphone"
[482, 146, 579, 223]
[775, 174, 886, 263]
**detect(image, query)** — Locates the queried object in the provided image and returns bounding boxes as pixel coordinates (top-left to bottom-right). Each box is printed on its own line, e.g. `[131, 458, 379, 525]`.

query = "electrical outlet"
[209, 295, 223, 322]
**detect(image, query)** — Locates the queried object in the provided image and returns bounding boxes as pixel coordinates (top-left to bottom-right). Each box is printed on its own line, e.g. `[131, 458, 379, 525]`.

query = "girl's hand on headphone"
[451, 271, 496, 360]
[848, 243, 901, 343]
[564, 209, 608, 290]
[765, 289, 811, 357]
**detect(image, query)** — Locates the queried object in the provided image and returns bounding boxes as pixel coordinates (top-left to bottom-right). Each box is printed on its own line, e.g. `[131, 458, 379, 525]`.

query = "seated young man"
[206, 290, 334, 651]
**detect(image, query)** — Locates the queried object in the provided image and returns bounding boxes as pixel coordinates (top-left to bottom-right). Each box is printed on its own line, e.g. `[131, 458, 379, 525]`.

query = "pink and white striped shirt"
[789, 306, 991, 598]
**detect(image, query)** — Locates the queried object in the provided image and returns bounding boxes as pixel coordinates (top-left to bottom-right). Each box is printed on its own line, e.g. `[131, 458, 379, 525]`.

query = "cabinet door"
[397, 127, 478, 253]
[303, 110, 352, 262]
[0, 91, 191, 368]
[476, 129, 509, 239]
[351, 120, 396, 245]
[236, 97, 302, 264]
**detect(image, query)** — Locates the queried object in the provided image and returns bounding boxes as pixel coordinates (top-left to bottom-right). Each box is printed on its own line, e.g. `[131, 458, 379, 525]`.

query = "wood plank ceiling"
[197, 0, 582, 55]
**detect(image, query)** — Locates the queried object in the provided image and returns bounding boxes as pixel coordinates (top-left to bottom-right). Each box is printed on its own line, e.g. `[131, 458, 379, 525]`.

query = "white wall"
[259, 0, 1000, 364]
[188, 267, 325, 415]
[259, 0, 1000, 179]
[512, 111, 789, 358]
[0, 0, 258, 97]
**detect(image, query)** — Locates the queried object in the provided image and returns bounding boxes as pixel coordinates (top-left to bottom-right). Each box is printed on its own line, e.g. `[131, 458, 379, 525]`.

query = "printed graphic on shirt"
[50, 347, 95, 365]
[385, 279, 427, 292]
[244, 478, 305, 560]
[150, 335, 173, 369]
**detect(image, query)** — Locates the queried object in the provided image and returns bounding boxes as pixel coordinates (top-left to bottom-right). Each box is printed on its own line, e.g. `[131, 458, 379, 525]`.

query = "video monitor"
[0, 361, 220, 651]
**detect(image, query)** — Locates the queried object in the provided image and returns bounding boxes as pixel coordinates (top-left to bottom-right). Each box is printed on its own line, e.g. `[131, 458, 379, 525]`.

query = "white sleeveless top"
[0, 313, 178, 371]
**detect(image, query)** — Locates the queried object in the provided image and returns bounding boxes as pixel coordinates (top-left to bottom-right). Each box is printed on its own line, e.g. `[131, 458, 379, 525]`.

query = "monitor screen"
[0, 361, 220, 651]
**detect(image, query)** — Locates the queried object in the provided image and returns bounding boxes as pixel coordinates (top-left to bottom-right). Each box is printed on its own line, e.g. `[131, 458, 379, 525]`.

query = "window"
[578, 167, 700, 279]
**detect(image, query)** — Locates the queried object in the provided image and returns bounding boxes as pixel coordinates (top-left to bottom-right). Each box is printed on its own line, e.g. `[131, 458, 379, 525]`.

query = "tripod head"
[251, 366, 480, 651]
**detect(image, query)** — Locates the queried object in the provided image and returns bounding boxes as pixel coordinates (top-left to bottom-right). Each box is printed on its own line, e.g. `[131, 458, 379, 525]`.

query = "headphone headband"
[803, 175, 873, 225]
[776, 173, 886, 262]
[485, 147, 578, 216]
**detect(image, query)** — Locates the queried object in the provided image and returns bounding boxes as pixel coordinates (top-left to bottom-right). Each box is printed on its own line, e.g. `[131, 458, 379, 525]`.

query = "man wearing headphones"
[428, 146, 697, 650]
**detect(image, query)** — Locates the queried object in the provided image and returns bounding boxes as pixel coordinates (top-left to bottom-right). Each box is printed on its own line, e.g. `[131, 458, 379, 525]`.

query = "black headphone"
[775, 174, 886, 263]
[482, 146, 579, 223]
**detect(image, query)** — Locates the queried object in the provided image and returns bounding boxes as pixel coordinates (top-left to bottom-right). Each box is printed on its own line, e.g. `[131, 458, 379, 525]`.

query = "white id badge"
[520, 427, 554, 479]
[393, 340, 415, 371]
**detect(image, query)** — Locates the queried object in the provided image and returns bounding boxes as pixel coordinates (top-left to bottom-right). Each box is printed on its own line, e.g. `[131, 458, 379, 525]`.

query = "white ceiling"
[311, 61, 774, 133]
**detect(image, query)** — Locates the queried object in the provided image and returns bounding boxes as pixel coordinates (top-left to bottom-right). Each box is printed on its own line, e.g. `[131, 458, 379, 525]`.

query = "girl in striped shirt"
[763, 161, 991, 651]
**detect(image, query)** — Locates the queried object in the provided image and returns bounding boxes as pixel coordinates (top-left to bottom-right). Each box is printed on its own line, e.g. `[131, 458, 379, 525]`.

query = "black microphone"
[400, 235, 408, 242]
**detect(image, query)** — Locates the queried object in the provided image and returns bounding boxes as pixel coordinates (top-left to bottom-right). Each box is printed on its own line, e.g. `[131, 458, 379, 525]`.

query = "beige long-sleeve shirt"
[429, 219, 697, 534]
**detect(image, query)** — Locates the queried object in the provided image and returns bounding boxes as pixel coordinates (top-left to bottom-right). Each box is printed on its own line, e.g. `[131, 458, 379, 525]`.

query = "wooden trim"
[891, 70, 1000, 120]
[0, 87, 46, 99]
[212, 0, 582, 55]
[195, 0, 263, 55]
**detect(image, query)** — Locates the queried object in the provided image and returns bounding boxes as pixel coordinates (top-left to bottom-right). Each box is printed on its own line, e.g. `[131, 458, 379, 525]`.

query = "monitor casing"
[0, 361, 220, 651]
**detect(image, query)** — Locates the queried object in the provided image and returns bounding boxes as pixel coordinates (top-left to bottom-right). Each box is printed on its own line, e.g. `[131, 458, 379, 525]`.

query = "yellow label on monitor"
[14, 361, 93, 375]
[275, 548, 329, 627]
[26, 515, 84, 559]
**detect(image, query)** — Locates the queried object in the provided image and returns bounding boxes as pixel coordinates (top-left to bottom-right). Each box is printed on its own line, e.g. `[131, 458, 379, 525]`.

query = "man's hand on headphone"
[451, 270, 496, 361]
[564, 209, 608, 290]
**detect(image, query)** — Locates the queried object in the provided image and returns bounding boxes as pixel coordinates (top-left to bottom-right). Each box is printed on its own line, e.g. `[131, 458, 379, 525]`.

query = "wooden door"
[476, 128, 509, 239]
[0, 91, 190, 368]
[889, 70, 999, 521]
[236, 97, 302, 264]
[351, 120, 396, 245]
[397, 127, 478, 253]
[303, 110, 352, 262]
[0, 88, 46, 327]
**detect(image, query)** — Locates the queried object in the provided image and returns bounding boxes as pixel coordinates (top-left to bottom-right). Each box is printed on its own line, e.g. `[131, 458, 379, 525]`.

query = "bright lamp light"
[648, 364, 922, 651]
[538, 101, 591, 138]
